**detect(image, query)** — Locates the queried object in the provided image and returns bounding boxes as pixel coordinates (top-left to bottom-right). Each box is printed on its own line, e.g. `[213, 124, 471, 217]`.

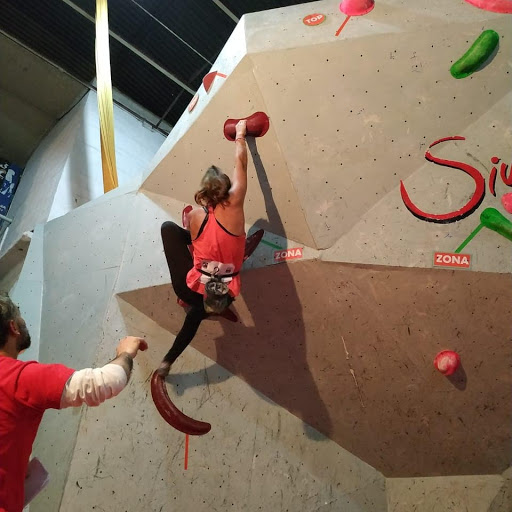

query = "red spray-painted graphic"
[400, 136, 512, 224]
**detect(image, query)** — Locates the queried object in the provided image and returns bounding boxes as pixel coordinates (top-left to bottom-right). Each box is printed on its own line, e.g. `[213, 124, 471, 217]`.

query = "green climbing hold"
[480, 207, 512, 242]
[450, 30, 499, 79]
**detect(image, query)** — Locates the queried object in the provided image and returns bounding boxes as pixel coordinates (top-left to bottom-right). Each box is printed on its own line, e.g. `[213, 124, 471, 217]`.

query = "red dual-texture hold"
[433, 351, 461, 376]
[224, 112, 270, 141]
[463, 0, 512, 13]
[151, 371, 212, 435]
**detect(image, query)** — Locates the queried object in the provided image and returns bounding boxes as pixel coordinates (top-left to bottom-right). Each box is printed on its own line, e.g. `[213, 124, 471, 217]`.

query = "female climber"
[157, 120, 248, 377]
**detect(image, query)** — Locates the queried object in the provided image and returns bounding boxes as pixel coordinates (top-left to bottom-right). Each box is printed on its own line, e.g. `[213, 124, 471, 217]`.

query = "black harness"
[198, 268, 239, 279]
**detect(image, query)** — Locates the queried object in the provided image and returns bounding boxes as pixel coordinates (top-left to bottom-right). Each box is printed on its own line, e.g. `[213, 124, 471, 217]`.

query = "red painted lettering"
[400, 136, 486, 224]
[489, 167, 498, 196]
[500, 162, 512, 186]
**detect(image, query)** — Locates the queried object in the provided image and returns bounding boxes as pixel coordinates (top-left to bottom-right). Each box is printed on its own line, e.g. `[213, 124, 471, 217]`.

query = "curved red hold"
[400, 136, 486, 224]
[151, 371, 211, 436]
[224, 112, 270, 141]
[463, 0, 512, 13]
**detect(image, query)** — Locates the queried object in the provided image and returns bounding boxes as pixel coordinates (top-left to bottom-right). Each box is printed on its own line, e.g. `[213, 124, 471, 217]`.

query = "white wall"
[1, 97, 86, 255]
[12, 224, 44, 363]
[2, 91, 165, 254]
[49, 92, 165, 219]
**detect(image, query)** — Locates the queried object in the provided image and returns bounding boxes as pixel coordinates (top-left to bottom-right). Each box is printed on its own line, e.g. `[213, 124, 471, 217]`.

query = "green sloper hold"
[480, 207, 512, 242]
[450, 30, 499, 79]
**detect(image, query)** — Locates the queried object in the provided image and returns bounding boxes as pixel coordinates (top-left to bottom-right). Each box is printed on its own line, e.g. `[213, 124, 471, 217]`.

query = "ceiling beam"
[60, 0, 195, 96]
[210, 0, 239, 23]
[0, 29, 171, 136]
[128, 0, 214, 66]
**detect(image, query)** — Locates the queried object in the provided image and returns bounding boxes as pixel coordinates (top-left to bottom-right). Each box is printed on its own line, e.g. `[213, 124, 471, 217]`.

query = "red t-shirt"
[0, 357, 75, 512]
[186, 206, 246, 297]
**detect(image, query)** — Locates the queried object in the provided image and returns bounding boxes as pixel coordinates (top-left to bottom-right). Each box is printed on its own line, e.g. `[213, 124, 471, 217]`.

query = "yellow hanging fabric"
[95, 0, 118, 192]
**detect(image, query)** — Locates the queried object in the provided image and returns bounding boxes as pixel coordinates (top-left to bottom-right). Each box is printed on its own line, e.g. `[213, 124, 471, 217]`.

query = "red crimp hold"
[223, 112, 270, 141]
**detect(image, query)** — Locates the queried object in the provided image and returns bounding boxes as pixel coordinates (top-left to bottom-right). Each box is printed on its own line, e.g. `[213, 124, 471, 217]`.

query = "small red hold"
[433, 350, 460, 376]
[224, 112, 270, 141]
[188, 94, 199, 113]
[182, 205, 193, 229]
[501, 192, 512, 214]
[177, 298, 189, 309]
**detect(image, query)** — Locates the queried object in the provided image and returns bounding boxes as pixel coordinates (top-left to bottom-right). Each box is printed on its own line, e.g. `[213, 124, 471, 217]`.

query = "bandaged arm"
[60, 352, 133, 408]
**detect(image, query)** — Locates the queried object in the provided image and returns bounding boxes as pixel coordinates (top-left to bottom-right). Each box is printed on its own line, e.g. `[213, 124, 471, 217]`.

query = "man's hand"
[116, 336, 148, 358]
[235, 120, 247, 139]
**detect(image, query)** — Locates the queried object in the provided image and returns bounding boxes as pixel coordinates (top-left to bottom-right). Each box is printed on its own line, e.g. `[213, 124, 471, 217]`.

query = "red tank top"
[186, 206, 246, 297]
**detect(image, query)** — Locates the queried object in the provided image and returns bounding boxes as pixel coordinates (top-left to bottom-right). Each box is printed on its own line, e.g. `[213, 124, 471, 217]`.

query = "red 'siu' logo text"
[400, 136, 512, 223]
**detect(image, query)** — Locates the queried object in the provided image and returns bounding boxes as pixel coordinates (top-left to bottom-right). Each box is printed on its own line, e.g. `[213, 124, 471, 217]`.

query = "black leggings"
[160, 221, 207, 365]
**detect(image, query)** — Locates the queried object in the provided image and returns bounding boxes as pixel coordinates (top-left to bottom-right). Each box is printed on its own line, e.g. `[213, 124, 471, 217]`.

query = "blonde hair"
[194, 166, 231, 208]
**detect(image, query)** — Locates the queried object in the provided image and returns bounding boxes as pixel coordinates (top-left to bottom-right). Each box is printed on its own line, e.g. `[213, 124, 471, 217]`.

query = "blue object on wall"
[0, 162, 22, 214]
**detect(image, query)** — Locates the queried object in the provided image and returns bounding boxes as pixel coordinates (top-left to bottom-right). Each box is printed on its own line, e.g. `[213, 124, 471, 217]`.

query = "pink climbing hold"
[462, 0, 512, 13]
[339, 0, 375, 16]
[434, 350, 460, 376]
[501, 192, 512, 214]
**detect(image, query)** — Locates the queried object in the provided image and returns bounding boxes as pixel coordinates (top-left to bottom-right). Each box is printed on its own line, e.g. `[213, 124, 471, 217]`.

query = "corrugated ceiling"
[0, 0, 311, 131]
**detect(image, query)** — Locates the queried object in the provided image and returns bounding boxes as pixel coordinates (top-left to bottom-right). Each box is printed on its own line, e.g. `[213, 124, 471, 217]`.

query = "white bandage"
[60, 364, 128, 408]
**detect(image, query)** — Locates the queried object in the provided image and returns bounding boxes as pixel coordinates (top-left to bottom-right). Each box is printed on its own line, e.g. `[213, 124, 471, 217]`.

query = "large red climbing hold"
[151, 371, 212, 435]
[433, 350, 460, 376]
[339, 0, 375, 16]
[463, 0, 512, 13]
[224, 112, 270, 141]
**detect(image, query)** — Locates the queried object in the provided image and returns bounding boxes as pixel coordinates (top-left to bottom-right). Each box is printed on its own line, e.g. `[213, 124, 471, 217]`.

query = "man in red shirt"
[0, 293, 147, 512]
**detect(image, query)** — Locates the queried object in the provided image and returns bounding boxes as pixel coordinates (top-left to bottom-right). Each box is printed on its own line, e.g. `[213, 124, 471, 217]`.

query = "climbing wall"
[28, 1, 512, 511]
